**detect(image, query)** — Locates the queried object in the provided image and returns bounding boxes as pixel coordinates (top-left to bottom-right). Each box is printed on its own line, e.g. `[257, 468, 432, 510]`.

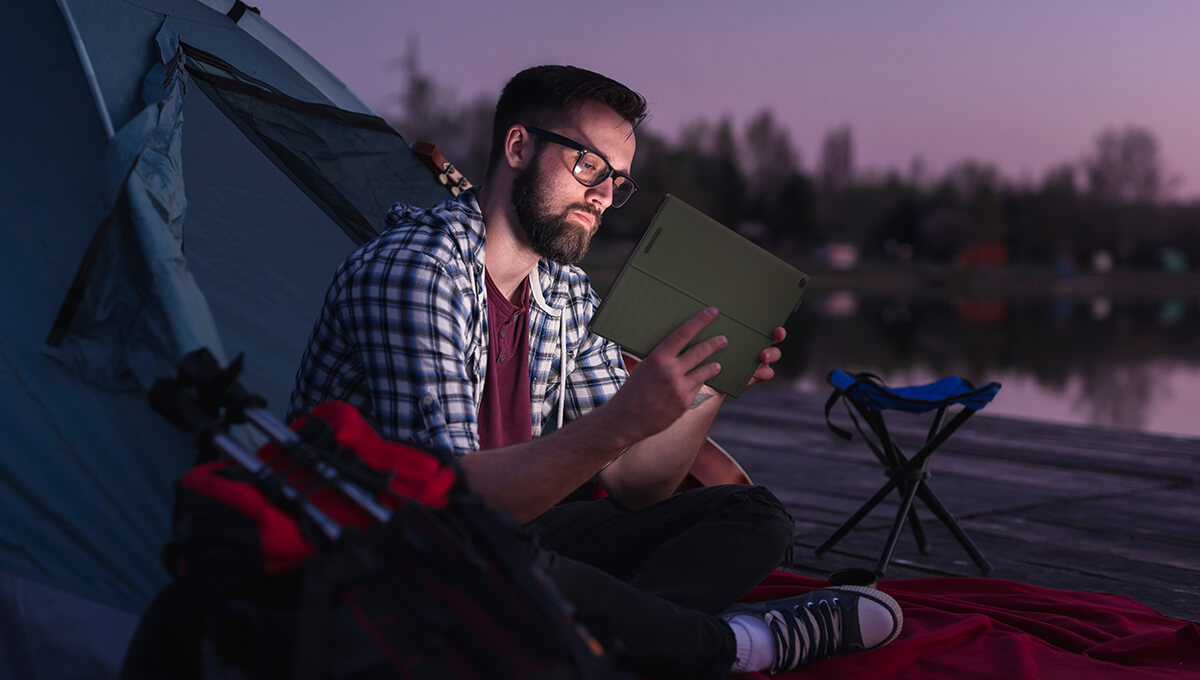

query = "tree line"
[386, 54, 1198, 273]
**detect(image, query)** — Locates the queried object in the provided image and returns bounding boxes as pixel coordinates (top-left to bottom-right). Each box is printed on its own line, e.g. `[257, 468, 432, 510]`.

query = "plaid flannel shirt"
[289, 189, 627, 454]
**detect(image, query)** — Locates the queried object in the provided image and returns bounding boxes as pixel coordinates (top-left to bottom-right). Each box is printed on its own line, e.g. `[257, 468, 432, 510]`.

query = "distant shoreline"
[793, 266, 1200, 300]
[581, 246, 1200, 301]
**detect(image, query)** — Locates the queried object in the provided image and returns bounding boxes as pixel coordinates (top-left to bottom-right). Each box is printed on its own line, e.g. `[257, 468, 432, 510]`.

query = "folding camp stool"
[816, 370, 1001, 577]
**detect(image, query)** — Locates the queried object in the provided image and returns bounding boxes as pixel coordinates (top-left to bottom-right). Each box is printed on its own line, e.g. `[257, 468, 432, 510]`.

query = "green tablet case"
[589, 195, 810, 397]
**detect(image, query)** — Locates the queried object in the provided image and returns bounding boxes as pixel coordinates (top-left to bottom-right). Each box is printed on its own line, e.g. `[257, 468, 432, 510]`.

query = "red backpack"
[121, 352, 626, 680]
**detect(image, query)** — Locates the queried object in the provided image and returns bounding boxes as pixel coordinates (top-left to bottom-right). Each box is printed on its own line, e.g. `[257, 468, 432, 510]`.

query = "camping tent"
[0, 1, 450, 676]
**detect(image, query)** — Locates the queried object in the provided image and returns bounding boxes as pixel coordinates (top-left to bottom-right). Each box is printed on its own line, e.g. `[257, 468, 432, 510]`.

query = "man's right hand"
[602, 306, 726, 446]
[458, 307, 725, 521]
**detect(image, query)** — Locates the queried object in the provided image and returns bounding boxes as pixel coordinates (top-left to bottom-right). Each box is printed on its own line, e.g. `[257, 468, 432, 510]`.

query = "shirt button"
[499, 329, 505, 339]
[499, 353, 507, 363]
[420, 395, 434, 407]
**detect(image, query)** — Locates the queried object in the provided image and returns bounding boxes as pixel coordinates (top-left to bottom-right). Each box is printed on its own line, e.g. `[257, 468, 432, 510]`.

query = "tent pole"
[54, 0, 115, 140]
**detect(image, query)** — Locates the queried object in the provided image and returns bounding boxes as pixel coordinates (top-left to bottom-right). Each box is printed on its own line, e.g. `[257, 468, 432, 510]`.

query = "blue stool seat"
[818, 371, 1002, 577]
[827, 370, 1000, 414]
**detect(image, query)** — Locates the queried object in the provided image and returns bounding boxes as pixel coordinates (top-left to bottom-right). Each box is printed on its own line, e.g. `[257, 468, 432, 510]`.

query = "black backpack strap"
[824, 387, 853, 441]
[825, 372, 900, 468]
[118, 579, 205, 680]
[825, 371, 885, 441]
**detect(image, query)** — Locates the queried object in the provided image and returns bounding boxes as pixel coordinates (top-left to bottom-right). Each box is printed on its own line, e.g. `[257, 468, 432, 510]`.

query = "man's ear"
[503, 125, 534, 170]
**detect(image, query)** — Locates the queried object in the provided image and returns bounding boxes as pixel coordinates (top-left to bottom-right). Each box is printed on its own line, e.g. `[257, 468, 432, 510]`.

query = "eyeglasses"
[525, 127, 638, 208]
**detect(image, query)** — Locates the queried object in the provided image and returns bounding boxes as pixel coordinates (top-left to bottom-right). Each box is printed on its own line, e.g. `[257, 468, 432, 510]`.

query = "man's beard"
[511, 160, 601, 266]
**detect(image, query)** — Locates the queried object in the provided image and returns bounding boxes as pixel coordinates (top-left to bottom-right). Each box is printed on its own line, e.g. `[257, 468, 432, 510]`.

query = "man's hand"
[602, 307, 725, 447]
[746, 326, 787, 390]
[458, 307, 724, 522]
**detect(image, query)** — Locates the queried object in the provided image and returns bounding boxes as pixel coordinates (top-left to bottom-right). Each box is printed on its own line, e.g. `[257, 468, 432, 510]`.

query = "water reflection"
[779, 292, 1200, 438]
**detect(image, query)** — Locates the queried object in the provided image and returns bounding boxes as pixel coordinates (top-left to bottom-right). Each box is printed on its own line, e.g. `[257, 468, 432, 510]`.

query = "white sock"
[726, 614, 776, 674]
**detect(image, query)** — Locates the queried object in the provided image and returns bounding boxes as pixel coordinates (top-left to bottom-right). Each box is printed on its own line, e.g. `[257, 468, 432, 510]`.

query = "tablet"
[589, 195, 810, 397]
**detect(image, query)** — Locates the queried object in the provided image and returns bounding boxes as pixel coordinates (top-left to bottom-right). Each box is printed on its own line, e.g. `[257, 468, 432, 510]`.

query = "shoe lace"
[764, 596, 841, 672]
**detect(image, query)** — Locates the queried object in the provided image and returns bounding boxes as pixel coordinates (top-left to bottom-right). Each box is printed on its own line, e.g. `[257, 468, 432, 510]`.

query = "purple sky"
[252, 0, 1200, 198]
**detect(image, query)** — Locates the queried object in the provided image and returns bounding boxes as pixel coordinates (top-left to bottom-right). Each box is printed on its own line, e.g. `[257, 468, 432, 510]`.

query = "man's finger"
[654, 307, 719, 357]
[752, 365, 775, 383]
[680, 335, 726, 369]
[686, 361, 722, 389]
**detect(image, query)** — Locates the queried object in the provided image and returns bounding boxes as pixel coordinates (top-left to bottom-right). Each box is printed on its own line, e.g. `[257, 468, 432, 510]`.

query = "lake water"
[773, 293, 1200, 440]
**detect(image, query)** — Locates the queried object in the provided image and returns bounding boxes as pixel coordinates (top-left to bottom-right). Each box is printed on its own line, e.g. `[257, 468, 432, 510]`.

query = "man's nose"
[585, 177, 614, 211]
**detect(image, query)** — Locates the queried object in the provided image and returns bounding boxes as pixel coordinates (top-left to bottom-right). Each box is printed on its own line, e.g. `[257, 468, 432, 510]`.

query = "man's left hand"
[747, 326, 787, 390]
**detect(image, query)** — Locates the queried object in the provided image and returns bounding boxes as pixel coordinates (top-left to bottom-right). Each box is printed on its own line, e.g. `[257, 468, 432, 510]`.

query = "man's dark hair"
[485, 65, 647, 179]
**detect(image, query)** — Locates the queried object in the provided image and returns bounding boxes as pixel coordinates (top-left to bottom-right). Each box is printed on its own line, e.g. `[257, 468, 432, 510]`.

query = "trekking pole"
[175, 349, 392, 523]
[149, 370, 343, 542]
[241, 408, 392, 523]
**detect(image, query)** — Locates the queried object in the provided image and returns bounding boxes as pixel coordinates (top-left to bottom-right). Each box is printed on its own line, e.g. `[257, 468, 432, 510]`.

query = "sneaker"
[722, 586, 903, 673]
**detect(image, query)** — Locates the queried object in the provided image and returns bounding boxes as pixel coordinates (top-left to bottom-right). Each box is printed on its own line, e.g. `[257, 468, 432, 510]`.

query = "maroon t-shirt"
[476, 271, 533, 450]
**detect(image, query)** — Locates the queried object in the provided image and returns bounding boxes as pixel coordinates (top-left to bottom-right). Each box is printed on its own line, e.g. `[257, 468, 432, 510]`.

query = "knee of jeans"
[722, 485, 795, 541]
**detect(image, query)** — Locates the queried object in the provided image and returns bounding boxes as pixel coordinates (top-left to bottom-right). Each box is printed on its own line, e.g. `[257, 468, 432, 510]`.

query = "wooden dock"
[710, 384, 1200, 623]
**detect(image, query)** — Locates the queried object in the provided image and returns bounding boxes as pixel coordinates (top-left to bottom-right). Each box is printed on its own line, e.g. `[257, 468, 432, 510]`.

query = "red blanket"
[736, 572, 1200, 679]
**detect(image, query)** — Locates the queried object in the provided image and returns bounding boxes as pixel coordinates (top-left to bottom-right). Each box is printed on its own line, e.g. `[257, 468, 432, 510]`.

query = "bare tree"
[742, 109, 800, 199]
[383, 37, 493, 181]
[818, 125, 855, 194]
[1083, 126, 1176, 204]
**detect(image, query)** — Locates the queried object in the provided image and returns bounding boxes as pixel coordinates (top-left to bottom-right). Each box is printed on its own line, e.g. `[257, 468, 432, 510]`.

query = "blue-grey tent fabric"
[180, 77, 368, 409]
[1, 1, 450, 676]
[46, 20, 228, 391]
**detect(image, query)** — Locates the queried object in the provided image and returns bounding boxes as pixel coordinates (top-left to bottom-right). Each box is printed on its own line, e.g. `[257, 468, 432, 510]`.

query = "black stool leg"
[874, 474, 923, 576]
[815, 478, 899, 555]
[888, 443, 933, 556]
[905, 495, 930, 554]
[906, 407, 946, 557]
[916, 482, 993, 575]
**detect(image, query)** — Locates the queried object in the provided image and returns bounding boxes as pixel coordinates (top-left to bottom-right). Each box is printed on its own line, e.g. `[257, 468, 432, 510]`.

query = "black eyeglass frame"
[524, 126, 639, 208]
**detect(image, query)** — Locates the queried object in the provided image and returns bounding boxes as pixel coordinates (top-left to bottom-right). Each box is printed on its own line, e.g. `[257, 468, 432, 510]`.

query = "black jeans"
[529, 484, 795, 679]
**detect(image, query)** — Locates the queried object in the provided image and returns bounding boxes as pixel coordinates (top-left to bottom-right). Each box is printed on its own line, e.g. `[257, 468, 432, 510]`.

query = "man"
[291, 65, 901, 678]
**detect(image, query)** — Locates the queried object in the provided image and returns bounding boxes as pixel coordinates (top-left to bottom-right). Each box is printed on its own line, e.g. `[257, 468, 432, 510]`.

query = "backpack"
[121, 352, 626, 680]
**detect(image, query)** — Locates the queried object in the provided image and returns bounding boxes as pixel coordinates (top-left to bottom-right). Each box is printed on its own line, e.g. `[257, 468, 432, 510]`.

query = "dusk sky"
[250, 0, 1200, 198]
